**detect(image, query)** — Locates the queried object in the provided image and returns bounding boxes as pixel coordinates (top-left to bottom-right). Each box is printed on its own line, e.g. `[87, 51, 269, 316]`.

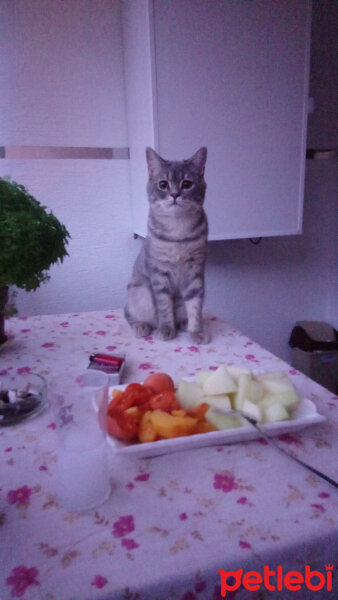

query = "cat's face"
[146, 147, 207, 214]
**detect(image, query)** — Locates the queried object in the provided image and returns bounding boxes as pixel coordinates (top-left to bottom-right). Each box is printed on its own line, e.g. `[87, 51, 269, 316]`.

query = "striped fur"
[124, 147, 210, 344]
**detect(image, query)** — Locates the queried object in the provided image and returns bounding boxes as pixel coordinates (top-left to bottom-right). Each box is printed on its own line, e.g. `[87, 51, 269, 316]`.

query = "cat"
[124, 146, 210, 345]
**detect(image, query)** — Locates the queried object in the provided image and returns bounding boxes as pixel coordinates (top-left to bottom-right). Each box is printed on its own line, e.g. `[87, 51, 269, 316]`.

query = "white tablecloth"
[0, 309, 337, 599]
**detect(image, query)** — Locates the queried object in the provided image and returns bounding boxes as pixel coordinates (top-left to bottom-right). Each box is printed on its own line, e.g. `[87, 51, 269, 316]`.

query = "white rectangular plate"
[105, 385, 326, 459]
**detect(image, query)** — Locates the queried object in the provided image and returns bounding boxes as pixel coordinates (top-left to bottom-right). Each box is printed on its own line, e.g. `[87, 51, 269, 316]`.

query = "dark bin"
[289, 321, 338, 394]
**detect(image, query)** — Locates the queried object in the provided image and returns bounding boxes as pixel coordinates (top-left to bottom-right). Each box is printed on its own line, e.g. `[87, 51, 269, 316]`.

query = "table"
[1, 309, 337, 600]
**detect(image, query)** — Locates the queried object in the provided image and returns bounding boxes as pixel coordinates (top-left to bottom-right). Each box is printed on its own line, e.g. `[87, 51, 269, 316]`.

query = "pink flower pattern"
[112, 515, 135, 538]
[134, 473, 150, 482]
[239, 540, 252, 549]
[7, 486, 32, 506]
[244, 354, 259, 363]
[278, 433, 302, 446]
[6, 565, 39, 597]
[91, 575, 108, 589]
[138, 362, 153, 370]
[121, 538, 139, 550]
[16, 367, 31, 374]
[213, 472, 238, 493]
[237, 496, 247, 504]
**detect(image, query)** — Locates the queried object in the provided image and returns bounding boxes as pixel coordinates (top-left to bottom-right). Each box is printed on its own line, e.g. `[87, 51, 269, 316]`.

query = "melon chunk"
[226, 365, 252, 382]
[259, 395, 281, 410]
[262, 402, 289, 423]
[176, 380, 203, 409]
[256, 372, 296, 395]
[248, 380, 265, 404]
[242, 399, 262, 422]
[260, 390, 300, 411]
[203, 365, 237, 396]
[196, 370, 212, 386]
[203, 394, 232, 411]
[206, 408, 242, 430]
[232, 373, 251, 411]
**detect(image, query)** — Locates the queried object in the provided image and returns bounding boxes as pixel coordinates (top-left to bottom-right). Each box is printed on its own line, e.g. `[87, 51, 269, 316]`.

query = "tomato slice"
[107, 412, 138, 441]
[124, 383, 146, 394]
[148, 390, 180, 413]
[124, 383, 152, 407]
[108, 390, 134, 415]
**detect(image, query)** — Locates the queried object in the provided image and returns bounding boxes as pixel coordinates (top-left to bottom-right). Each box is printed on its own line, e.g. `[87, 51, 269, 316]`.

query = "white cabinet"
[122, 0, 311, 240]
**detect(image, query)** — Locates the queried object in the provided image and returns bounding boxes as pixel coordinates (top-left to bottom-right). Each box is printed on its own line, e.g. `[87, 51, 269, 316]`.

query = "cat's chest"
[151, 238, 188, 262]
[149, 238, 204, 281]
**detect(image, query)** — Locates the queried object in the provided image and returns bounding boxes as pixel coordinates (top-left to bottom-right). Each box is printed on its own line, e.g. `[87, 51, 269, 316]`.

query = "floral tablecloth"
[0, 309, 337, 600]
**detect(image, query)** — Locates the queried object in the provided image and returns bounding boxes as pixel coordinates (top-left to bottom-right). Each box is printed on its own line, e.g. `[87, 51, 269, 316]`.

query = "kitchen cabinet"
[122, 0, 311, 240]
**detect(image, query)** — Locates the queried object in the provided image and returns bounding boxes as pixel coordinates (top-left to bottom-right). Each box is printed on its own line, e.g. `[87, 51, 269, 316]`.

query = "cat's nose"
[170, 192, 180, 201]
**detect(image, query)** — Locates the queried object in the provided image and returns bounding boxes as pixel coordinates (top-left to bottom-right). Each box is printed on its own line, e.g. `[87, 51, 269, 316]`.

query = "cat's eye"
[181, 180, 193, 190]
[158, 180, 169, 190]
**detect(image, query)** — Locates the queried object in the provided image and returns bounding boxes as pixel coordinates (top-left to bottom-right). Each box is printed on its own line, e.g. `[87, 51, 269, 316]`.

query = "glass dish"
[0, 372, 48, 426]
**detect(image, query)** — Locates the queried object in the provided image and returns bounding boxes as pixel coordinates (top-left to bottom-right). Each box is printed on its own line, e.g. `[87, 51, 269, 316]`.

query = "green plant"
[0, 176, 70, 342]
[0, 177, 70, 290]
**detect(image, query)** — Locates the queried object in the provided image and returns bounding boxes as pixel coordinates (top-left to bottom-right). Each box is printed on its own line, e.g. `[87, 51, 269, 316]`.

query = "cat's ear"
[146, 147, 164, 177]
[190, 147, 207, 176]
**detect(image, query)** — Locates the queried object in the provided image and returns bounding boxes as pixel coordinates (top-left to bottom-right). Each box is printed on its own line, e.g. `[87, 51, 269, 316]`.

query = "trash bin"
[289, 321, 338, 394]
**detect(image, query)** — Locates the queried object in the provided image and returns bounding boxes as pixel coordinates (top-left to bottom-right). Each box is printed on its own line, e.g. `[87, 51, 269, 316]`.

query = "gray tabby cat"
[124, 146, 210, 345]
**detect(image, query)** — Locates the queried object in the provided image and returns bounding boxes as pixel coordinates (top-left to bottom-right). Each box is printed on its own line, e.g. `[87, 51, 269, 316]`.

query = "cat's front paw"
[156, 325, 176, 341]
[190, 329, 210, 345]
[132, 322, 153, 338]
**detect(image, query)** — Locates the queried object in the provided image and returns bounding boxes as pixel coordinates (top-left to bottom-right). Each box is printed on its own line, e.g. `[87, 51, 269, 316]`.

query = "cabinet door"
[123, 0, 311, 240]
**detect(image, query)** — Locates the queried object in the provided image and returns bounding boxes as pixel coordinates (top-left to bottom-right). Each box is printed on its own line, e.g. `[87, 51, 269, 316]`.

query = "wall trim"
[0, 146, 130, 159]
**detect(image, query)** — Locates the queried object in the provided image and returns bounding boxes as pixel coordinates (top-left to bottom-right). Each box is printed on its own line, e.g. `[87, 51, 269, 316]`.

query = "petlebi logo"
[219, 564, 334, 596]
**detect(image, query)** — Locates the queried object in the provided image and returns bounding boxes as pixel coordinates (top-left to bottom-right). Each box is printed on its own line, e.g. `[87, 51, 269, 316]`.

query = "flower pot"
[0, 285, 9, 344]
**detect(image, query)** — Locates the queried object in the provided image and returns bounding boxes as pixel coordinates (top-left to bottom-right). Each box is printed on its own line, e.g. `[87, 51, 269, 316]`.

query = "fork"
[214, 408, 338, 490]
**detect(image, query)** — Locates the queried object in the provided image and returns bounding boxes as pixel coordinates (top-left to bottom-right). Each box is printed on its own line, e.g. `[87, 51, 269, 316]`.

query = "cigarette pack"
[87, 353, 125, 385]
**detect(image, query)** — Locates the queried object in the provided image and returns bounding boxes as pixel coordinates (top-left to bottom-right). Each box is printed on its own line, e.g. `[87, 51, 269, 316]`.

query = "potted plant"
[0, 177, 70, 344]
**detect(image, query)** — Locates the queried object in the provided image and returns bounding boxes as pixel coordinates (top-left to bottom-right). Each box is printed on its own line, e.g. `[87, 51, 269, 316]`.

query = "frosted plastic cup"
[52, 371, 111, 512]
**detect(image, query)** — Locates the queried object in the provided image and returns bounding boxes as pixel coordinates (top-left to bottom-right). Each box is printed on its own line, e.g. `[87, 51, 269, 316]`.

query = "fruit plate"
[103, 384, 326, 459]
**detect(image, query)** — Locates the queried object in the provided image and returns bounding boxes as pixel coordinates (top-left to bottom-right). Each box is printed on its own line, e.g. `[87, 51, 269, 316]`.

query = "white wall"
[0, 0, 127, 147]
[205, 158, 337, 361]
[1, 1, 337, 364]
[0, 0, 137, 315]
